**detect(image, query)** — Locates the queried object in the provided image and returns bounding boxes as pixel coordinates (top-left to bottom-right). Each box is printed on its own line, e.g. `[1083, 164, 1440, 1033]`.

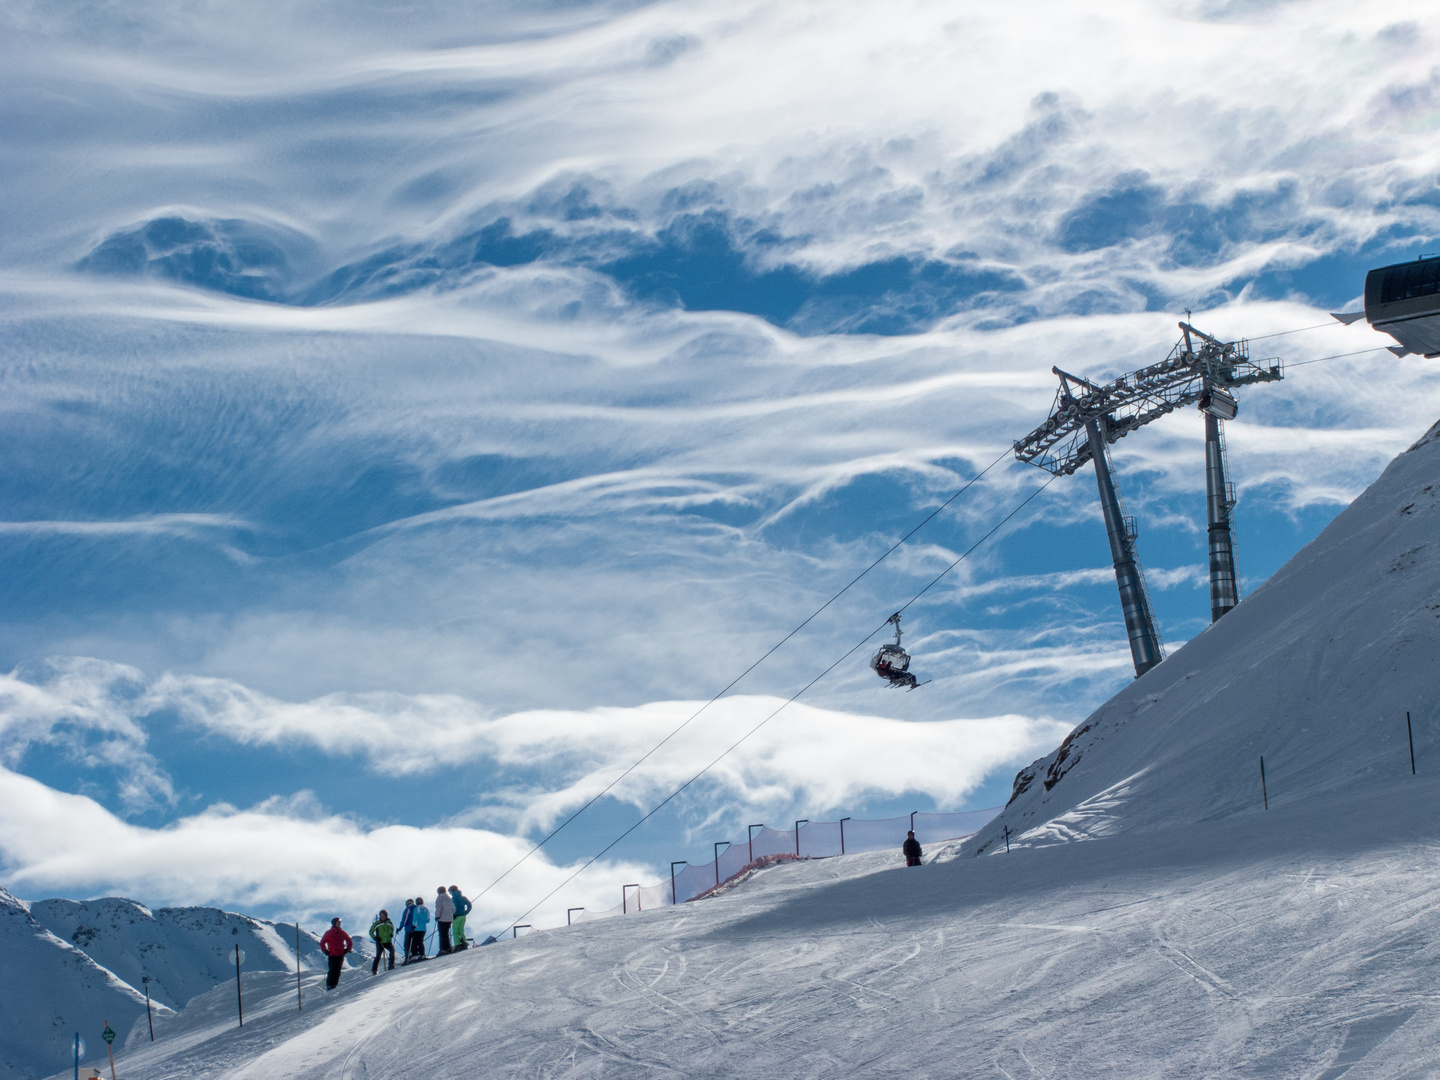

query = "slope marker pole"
[142, 976, 154, 1040]
[1260, 756, 1268, 810]
[1408, 711, 1416, 775]
[1003, 825, 1010, 853]
[296, 923, 303, 1012]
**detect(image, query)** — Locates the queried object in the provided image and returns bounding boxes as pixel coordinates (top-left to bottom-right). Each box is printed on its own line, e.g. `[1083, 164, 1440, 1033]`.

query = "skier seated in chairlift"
[870, 613, 921, 690]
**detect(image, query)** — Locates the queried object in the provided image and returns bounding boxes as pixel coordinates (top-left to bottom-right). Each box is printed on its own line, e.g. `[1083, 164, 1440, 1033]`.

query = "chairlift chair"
[870, 613, 922, 690]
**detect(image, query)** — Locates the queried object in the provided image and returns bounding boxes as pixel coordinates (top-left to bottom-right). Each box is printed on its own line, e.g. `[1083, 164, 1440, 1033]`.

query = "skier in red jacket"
[320, 917, 353, 991]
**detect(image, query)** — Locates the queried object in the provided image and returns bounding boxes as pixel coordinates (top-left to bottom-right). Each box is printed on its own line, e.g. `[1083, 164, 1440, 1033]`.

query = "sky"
[1, 0, 1438, 936]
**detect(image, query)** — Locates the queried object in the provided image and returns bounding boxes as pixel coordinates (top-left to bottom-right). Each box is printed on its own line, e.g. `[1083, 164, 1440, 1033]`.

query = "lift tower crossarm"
[1012, 329, 1281, 476]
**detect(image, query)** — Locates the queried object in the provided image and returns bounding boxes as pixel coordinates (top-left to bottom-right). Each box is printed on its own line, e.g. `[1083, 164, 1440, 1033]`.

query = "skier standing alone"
[902, 830, 923, 867]
[320, 917, 353, 990]
[369, 910, 396, 973]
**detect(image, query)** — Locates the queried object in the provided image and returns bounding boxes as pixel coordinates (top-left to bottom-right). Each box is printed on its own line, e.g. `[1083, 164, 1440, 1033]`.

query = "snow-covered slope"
[79, 793, 1440, 1079]
[970, 417, 1440, 856]
[28, 898, 346, 1011]
[57, 414, 1440, 1079]
[0, 888, 165, 1080]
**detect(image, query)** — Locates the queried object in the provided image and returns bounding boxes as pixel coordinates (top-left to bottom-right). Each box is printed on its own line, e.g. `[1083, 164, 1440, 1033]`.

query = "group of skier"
[366, 885, 474, 974]
[316, 885, 476, 990]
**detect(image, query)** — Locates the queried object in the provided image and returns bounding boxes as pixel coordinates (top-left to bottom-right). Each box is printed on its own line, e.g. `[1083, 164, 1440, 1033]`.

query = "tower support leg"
[1205, 413, 1240, 622]
[1085, 420, 1163, 677]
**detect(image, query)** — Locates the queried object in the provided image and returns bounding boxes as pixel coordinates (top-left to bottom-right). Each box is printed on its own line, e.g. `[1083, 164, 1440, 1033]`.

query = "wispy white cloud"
[0, 763, 651, 932]
[4, 658, 1070, 824]
[0, 659, 175, 813]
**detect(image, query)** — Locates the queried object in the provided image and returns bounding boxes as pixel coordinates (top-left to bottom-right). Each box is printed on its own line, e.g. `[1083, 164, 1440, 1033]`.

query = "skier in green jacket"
[369, 910, 396, 973]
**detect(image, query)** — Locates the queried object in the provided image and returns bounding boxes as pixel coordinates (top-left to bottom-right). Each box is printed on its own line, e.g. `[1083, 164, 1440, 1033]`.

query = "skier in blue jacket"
[408, 897, 431, 962]
[448, 886, 472, 951]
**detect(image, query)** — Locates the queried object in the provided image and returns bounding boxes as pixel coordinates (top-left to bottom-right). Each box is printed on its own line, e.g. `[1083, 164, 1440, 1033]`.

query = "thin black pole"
[143, 978, 154, 1040]
[1260, 756, 1268, 810]
[296, 923, 303, 1012]
[234, 945, 243, 1027]
[1408, 712, 1416, 775]
[1003, 825, 1010, 853]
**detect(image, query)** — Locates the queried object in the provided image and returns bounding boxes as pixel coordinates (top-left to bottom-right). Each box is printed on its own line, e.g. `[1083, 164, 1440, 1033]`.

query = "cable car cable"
[468, 444, 1015, 905]
[1246, 321, 1343, 341]
[1285, 346, 1392, 368]
[500, 473, 1058, 934]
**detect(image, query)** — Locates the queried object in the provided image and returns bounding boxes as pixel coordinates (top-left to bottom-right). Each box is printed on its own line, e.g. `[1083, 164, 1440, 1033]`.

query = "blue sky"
[1, 0, 1439, 933]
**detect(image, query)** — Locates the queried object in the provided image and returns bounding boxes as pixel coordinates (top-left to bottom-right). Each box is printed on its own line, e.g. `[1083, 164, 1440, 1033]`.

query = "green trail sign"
[101, 1026, 116, 1045]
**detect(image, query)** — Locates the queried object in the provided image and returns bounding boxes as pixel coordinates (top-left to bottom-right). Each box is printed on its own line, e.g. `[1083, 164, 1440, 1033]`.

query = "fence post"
[1003, 825, 1010, 853]
[512, 924, 531, 938]
[622, 885, 640, 913]
[670, 862, 687, 905]
[910, 810, 917, 832]
[794, 819, 808, 857]
[1260, 756, 1268, 810]
[840, 817, 850, 854]
[567, 908, 584, 926]
[234, 945, 243, 1028]
[748, 824, 764, 864]
[1408, 712, 1416, 775]
[713, 842, 730, 887]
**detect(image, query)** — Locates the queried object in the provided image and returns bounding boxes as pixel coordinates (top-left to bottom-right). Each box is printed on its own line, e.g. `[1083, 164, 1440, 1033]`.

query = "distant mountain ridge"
[1, 888, 360, 1080]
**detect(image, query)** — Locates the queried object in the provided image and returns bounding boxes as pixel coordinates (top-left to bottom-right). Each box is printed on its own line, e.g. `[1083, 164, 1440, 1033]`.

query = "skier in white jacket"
[435, 886, 456, 954]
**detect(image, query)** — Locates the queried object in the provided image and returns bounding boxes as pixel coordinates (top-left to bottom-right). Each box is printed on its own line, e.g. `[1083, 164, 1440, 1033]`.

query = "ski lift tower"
[1012, 323, 1282, 676]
